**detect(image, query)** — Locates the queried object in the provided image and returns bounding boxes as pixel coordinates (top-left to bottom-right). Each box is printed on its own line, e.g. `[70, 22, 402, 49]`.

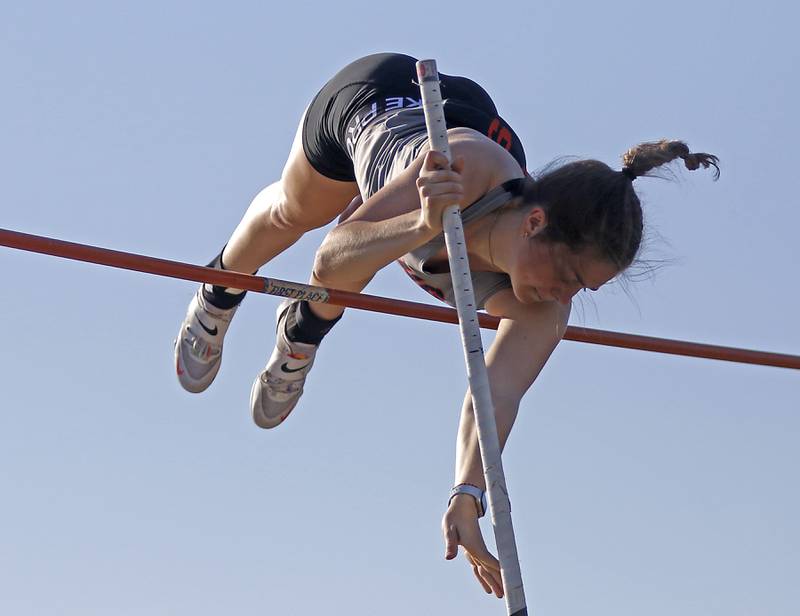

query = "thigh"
[276, 53, 424, 228]
[276, 110, 360, 229]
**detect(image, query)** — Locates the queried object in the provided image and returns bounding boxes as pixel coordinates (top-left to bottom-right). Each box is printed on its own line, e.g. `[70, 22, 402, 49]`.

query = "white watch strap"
[448, 484, 487, 517]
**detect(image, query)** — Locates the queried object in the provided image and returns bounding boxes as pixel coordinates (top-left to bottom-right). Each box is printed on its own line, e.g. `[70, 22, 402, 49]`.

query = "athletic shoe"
[174, 287, 239, 393]
[250, 300, 318, 429]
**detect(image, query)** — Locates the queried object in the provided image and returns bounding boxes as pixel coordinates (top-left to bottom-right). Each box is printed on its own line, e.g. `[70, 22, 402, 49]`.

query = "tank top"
[350, 107, 525, 309]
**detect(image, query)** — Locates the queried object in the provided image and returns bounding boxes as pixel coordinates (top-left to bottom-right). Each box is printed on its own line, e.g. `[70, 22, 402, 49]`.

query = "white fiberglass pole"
[416, 59, 528, 616]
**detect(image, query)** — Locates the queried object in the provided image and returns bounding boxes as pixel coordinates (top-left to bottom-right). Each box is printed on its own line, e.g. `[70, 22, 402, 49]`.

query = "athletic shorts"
[301, 53, 527, 183]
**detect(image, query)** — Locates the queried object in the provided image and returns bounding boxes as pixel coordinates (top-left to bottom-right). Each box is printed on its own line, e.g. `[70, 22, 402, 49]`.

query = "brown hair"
[622, 140, 720, 180]
[521, 139, 719, 270]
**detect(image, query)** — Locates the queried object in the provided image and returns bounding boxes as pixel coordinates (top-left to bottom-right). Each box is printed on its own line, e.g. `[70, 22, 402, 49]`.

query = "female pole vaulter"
[173, 52, 719, 600]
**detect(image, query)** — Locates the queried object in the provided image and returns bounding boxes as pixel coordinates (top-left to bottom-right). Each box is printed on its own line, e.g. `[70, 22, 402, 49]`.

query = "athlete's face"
[508, 208, 619, 305]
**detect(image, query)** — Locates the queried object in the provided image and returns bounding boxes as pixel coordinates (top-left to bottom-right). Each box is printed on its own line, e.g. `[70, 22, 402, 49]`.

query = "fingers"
[416, 156, 464, 233]
[443, 521, 459, 560]
[418, 151, 463, 197]
[469, 556, 493, 594]
[467, 552, 504, 598]
[423, 150, 451, 171]
[416, 167, 462, 188]
[416, 153, 463, 207]
[422, 151, 465, 173]
[416, 180, 464, 201]
[442, 506, 505, 599]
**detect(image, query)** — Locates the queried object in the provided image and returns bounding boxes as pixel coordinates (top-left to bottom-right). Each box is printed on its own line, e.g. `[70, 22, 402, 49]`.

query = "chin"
[513, 285, 545, 304]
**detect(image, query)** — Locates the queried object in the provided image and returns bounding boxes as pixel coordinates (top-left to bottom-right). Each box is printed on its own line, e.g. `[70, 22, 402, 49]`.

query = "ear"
[523, 206, 548, 238]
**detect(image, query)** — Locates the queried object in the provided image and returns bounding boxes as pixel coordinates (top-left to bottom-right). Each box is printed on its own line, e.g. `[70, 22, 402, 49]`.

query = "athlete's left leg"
[175, 109, 358, 395]
[220, 111, 360, 276]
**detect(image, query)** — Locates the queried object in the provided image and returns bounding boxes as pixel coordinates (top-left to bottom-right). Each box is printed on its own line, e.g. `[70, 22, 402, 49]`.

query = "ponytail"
[621, 140, 720, 181]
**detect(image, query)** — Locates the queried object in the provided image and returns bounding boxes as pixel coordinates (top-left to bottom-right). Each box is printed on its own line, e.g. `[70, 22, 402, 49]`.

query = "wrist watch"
[448, 483, 487, 518]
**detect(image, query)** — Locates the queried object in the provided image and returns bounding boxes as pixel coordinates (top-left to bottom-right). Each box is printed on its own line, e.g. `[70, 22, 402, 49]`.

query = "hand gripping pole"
[416, 59, 528, 616]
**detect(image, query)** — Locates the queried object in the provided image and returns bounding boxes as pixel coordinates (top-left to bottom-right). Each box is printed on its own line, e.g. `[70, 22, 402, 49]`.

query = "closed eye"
[573, 271, 599, 292]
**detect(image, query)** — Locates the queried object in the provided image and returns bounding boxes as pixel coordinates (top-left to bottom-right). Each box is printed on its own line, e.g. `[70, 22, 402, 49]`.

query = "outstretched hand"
[416, 150, 465, 234]
[442, 495, 504, 598]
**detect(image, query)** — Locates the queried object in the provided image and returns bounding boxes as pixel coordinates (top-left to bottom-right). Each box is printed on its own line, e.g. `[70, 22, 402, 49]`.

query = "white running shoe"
[250, 300, 319, 429]
[174, 287, 239, 393]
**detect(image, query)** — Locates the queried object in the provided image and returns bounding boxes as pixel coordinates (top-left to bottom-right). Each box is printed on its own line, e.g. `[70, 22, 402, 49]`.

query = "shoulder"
[446, 128, 526, 205]
[480, 289, 570, 396]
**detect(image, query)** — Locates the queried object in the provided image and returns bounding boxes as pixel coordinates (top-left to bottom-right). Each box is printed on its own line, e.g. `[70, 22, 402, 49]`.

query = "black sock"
[201, 248, 250, 310]
[284, 300, 342, 345]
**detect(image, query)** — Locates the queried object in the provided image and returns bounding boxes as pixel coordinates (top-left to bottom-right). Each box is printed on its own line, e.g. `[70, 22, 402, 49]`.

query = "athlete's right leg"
[174, 112, 359, 394]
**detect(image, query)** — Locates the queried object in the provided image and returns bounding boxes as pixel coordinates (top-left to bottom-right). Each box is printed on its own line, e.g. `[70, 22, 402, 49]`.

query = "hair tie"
[621, 167, 637, 181]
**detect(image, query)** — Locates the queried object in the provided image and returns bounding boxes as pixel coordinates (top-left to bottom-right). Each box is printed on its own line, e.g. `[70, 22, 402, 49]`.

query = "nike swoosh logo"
[197, 317, 218, 336]
[281, 362, 309, 374]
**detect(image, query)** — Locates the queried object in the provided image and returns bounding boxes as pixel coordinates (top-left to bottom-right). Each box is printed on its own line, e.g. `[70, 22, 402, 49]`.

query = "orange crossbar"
[2, 227, 798, 370]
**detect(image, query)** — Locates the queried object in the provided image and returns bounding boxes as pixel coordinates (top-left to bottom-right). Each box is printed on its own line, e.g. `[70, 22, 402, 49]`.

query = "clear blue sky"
[2, 2, 798, 615]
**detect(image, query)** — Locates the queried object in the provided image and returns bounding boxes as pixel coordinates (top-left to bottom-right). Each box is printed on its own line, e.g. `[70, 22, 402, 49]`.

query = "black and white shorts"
[301, 52, 527, 195]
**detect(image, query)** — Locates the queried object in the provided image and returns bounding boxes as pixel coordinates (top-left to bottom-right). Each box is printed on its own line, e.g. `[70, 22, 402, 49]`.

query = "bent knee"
[311, 244, 372, 291]
[311, 245, 343, 288]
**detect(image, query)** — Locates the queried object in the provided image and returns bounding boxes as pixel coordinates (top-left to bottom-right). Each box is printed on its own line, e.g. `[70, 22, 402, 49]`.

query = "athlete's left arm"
[442, 288, 570, 598]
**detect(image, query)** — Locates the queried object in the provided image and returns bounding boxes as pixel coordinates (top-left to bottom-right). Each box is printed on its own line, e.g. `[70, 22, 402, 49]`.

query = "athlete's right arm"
[312, 151, 460, 285]
[313, 133, 519, 286]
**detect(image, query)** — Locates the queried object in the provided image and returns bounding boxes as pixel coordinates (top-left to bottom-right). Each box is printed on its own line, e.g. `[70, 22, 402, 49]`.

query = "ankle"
[202, 247, 250, 310]
[284, 301, 342, 345]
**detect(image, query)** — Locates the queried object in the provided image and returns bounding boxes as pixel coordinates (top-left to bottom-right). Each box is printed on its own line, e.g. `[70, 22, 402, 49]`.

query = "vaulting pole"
[417, 58, 527, 615]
